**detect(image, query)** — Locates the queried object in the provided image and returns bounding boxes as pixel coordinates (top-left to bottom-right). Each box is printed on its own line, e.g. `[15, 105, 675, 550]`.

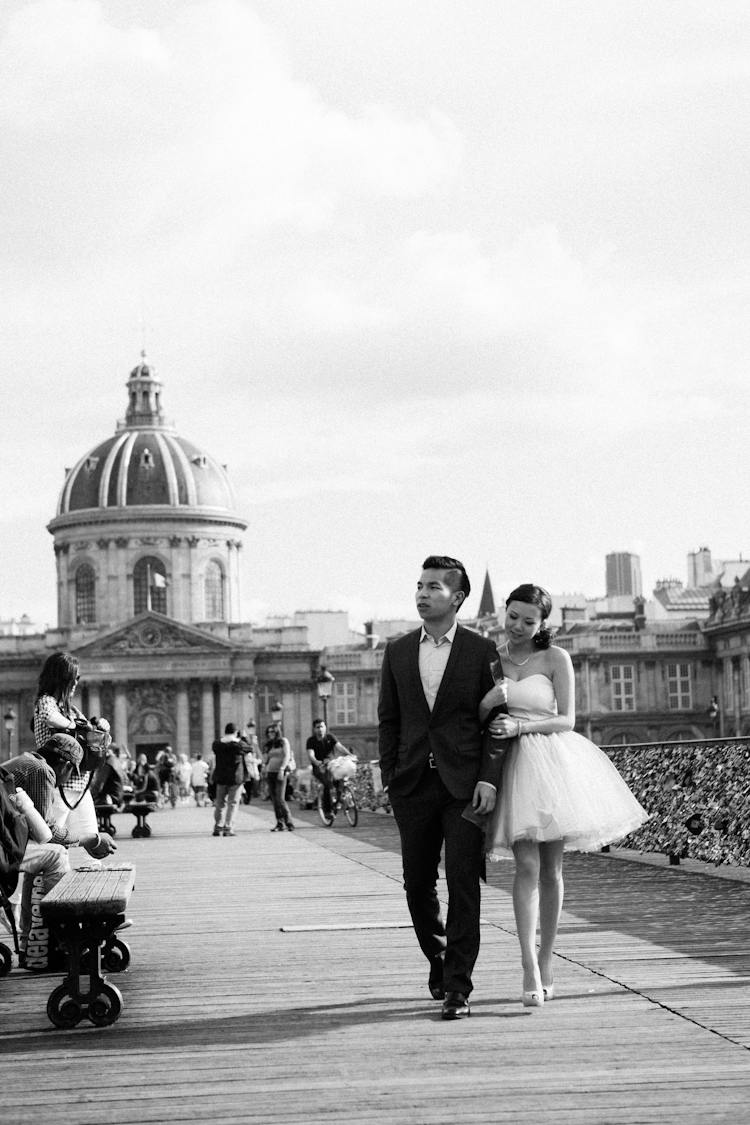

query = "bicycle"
[317, 776, 358, 828]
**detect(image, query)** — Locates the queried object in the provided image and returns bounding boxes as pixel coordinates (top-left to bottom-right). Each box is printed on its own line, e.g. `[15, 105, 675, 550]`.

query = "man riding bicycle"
[306, 720, 349, 816]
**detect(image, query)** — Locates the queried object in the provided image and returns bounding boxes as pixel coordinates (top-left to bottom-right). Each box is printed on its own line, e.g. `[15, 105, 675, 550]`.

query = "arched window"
[607, 732, 637, 746]
[75, 564, 96, 624]
[133, 556, 168, 615]
[204, 560, 225, 621]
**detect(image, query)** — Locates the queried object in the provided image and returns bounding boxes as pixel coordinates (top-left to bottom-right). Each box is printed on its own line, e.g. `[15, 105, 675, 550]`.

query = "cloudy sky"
[2, 0, 749, 628]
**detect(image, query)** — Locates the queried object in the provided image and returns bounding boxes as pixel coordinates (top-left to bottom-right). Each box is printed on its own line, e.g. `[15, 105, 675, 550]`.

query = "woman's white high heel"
[542, 984, 555, 1001]
[522, 987, 544, 1007]
[522, 968, 544, 1007]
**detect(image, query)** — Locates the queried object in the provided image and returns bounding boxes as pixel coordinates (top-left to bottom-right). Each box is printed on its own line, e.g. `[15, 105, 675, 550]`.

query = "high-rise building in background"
[688, 548, 714, 588]
[606, 552, 642, 598]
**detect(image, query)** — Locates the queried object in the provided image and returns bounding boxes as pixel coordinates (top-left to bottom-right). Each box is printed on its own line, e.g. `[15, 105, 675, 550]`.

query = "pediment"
[73, 612, 236, 655]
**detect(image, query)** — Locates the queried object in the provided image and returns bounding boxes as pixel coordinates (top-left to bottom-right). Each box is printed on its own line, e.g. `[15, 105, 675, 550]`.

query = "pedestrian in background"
[190, 754, 210, 806]
[264, 723, 294, 832]
[211, 723, 248, 837]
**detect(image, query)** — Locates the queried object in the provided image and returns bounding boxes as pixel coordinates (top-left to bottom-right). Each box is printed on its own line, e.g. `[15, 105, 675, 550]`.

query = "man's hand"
[81, 832, 117, 858]
[471, 781, 496, 815]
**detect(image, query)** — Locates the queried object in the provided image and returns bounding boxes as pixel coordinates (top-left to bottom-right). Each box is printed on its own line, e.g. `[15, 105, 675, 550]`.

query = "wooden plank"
[2, 804, 750, 1125]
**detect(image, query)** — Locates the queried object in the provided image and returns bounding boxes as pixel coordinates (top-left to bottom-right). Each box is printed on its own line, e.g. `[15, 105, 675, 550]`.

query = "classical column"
[86, 682, 101, 721]
[733, 658, 742, 736]
[202, 682, 214, 750]
[176, 681, 190, 755]
[219, 681, 234, 731]
[114, 683, 128, 749]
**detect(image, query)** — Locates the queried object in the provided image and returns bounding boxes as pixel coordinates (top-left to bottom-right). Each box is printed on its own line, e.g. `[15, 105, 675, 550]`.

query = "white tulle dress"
[486, 675, 648, 859]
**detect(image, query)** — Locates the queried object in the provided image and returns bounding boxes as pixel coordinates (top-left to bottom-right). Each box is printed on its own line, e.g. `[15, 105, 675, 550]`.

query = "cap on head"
[41, 734, 83, 771]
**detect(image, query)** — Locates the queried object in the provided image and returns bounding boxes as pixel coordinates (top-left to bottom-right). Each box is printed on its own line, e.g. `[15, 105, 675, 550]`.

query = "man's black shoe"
[429, 957, 445, 1000]
[441, 991, 470, 1020]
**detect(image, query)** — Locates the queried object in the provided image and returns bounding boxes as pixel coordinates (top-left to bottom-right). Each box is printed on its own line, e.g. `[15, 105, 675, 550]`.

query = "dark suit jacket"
[378, 625, 501, 800]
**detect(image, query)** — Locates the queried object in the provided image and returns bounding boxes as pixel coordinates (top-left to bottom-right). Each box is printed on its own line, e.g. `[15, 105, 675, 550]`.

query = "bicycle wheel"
[317, 786, 334, 827]
[343, 786, 358, 827]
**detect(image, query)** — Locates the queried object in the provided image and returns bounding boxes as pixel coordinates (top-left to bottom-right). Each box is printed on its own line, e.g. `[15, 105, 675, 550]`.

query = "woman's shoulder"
[547, 644, 573, 670]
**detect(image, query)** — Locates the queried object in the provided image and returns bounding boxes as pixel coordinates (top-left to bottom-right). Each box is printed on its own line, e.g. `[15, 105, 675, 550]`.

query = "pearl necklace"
[504, 641, 534, 667]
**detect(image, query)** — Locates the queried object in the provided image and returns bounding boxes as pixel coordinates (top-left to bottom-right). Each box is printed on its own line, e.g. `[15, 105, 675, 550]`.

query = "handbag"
[57, 723, 111, 811]
[74, 723, 111, 775]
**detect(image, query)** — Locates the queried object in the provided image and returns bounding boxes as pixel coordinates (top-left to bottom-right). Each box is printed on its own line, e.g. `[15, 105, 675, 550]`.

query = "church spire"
[478, 569, 496, 617]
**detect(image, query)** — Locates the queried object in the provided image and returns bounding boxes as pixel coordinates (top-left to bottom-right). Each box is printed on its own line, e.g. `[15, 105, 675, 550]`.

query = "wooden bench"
[40, 863, 135, 1028]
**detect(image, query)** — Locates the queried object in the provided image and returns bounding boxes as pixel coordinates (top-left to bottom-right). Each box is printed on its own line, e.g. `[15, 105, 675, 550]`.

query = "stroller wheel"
[0, 943, 12, 976]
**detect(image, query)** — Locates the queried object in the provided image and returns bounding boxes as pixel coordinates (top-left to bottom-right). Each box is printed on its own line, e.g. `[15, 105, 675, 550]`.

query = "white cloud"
[0, 0, 460, 274]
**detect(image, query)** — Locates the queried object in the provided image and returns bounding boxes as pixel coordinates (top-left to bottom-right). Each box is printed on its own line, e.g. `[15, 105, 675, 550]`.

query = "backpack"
[0, 766, 30, 896]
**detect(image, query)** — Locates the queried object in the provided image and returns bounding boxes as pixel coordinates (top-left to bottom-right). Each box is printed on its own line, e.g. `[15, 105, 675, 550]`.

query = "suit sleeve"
[377, 643, 400, 788]
[478, 640, 507, 789]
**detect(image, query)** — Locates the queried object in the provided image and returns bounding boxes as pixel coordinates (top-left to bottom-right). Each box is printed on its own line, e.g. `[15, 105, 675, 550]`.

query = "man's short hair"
[422, 555, 471, 602]
[313, 719, 325, 727]
[225, 722, 237, 734]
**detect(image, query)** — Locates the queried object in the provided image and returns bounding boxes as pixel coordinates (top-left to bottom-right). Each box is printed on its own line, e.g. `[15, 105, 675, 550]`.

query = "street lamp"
[270, 699, 283, 728]
[4, 708, 16, 759]
[316, 666, 335, 727]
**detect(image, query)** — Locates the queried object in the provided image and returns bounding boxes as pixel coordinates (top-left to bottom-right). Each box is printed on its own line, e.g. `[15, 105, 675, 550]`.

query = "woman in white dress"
[480, 585, 648, 1008]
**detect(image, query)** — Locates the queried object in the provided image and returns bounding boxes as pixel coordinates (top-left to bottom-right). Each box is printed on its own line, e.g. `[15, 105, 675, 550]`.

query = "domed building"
[49, 353, 247, 631]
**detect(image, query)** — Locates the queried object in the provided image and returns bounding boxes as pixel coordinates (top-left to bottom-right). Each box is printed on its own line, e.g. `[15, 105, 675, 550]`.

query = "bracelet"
[516, 720, 523, 737]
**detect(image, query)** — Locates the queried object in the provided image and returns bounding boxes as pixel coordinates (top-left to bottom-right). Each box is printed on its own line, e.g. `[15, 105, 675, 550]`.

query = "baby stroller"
[0, 766, 27, 976]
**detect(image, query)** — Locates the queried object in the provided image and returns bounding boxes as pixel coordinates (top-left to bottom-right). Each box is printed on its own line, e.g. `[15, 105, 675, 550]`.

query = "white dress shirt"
[418, 621, 458, 711]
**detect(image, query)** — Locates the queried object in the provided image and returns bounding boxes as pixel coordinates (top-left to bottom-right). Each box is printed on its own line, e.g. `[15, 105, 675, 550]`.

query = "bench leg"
[45, 915, 125, 1028]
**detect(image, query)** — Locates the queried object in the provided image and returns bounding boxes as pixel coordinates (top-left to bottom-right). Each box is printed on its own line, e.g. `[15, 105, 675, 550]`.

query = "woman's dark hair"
[37, 652, 80, 706]
[265, 725, 282, 746]
[505, 584, 554, 649]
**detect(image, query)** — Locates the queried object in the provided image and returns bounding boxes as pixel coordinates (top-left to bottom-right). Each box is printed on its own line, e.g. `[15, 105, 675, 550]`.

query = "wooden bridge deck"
[2, 799, 750, 1124]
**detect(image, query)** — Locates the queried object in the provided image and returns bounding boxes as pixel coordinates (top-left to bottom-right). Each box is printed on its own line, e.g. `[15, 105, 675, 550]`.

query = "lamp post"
[270, 699, 283, 729]
[4, 708, 16, 760]
[316, 666, 335, 727]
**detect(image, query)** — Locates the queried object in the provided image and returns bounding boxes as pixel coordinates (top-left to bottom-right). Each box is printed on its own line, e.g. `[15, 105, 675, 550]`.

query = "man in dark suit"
[378, 555, 502, 1020]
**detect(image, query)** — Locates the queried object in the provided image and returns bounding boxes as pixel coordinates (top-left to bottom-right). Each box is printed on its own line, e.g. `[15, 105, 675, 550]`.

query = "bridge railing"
[351, 740, 750, 867]
[605, 737, 750, 866]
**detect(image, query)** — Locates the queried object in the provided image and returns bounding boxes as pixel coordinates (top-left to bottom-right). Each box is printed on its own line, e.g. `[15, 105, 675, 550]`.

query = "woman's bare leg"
[512, 840, 542, 993]
[537, 840, 564, 989]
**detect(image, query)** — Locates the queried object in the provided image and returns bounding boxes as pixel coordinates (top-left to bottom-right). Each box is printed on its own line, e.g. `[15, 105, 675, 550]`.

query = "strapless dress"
[486, 675, 648, 857]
